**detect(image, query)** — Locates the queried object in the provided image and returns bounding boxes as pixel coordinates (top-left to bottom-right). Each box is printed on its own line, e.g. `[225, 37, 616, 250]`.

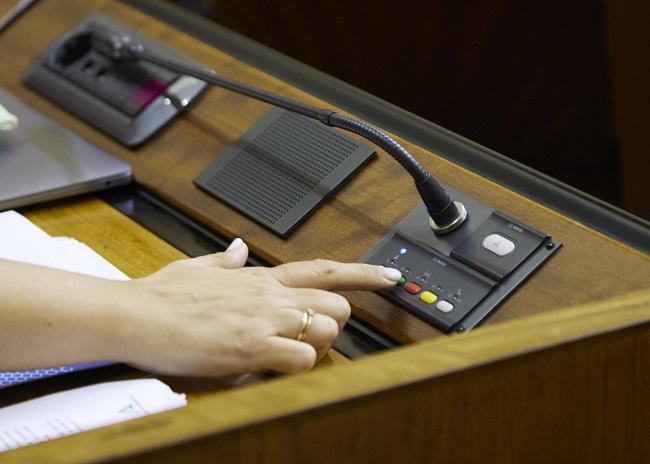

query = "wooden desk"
[1, 1, 649, 462]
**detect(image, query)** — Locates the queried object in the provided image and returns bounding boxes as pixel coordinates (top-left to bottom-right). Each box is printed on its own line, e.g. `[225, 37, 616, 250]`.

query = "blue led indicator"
[399, 248, 407, 255]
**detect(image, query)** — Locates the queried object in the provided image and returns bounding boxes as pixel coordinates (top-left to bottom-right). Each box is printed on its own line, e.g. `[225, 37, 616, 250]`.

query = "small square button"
[436, 300, 454, 313]
[404, 282, 422, 295]
[419, 291, 438, 304]
[482, 233, 516, 256]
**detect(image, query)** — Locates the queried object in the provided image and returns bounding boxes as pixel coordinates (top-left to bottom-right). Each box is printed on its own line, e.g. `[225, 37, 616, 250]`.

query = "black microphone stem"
[97, 33, 467, 233]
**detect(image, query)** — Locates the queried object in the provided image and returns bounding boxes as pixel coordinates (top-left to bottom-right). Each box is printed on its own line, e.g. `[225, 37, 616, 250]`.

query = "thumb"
[197, 238, 249, 269]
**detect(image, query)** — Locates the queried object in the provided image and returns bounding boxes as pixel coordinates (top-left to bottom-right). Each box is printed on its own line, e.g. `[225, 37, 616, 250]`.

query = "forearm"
[0, 259, 130, 371]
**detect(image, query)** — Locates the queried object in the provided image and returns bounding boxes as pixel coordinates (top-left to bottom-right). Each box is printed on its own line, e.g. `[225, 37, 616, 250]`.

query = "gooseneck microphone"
[91, 29, 467, 234]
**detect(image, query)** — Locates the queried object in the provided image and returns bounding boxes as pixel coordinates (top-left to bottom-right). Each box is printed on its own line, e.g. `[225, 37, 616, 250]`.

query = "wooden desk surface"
[4, 199, 650, 464]
[3, 196, 649, 462]
[0, 0, 648, 345]
[1, 1, 650, 462]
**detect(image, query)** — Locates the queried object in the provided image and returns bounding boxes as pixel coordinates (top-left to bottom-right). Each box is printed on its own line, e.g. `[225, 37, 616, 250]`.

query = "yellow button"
[419, 291, 438, 304]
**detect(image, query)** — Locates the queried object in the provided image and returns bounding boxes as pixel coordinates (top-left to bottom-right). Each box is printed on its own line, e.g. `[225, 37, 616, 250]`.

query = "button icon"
[482, 233, 516, 256]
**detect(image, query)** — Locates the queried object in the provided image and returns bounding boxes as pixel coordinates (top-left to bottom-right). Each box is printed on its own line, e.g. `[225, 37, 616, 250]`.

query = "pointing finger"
[270, 259, 401, 291]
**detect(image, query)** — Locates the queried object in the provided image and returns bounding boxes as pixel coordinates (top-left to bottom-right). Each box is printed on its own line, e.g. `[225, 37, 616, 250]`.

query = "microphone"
[91, 28, 467, 234]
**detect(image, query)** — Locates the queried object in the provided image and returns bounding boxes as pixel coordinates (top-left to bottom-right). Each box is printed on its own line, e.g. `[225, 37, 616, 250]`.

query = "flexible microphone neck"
[91, 29, 467, 234]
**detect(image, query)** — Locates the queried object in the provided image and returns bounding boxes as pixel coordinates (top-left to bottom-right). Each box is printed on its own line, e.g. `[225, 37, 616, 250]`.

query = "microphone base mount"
[429, 201, 467, 234]
[361, 187, 561, 333]
[22, 14, 207, 146]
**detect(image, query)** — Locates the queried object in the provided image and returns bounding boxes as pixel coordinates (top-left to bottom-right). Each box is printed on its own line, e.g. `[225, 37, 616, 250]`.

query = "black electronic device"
[22, 14, 207, 146]
[362, 186, 560, 332]
[32, 19, 561, 332]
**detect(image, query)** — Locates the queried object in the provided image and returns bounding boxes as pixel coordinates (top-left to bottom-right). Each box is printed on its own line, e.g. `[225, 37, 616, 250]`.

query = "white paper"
[0, 101, 18, 131]
[0, 210, 52, 246]
[0, 210, 128, 280]
[0, 379, 187, 452]
[52, 237, 129, 280]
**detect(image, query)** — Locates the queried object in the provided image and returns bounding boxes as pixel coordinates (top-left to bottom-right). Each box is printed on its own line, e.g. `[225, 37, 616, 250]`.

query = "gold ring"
[297, 308, 315, 342]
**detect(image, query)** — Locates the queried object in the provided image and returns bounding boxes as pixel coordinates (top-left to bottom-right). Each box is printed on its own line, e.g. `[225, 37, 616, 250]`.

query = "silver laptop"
[0, 87, 131, 210]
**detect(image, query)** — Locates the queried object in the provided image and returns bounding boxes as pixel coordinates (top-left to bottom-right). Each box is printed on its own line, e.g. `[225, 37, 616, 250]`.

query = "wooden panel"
[110, 323, 650, 464]
[4, 289, 649, 463]
[604, 0, 650, 219]
[0, 0, 647, 346]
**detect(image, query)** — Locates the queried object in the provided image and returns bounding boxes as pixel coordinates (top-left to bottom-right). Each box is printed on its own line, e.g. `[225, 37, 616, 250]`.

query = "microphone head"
[90, 25, 139, 61]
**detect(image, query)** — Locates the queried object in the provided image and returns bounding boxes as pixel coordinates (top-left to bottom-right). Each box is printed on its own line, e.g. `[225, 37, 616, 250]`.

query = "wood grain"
[605, 0, 650, 219]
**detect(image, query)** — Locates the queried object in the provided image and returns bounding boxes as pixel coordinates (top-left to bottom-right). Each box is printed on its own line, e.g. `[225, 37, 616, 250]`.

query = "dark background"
[169, 0, 649, 221]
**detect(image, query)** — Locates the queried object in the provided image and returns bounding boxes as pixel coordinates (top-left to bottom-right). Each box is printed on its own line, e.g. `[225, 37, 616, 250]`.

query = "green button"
[396, 276, 406, 286]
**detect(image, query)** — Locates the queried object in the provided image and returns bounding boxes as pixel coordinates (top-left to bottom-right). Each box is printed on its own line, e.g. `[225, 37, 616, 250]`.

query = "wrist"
[86, 279, 144, 364]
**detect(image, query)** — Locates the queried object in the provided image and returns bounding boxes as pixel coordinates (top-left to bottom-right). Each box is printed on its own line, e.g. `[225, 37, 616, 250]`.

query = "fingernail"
[382, 266, 402, 281]
[226, 237, 244, 251]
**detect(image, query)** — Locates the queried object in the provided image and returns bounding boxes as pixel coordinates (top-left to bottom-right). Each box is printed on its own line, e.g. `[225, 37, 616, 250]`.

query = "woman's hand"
[112, 238, 401, 377]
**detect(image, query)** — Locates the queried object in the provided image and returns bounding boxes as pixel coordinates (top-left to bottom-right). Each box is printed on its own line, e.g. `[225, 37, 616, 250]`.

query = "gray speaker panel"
[194, 108, 375, 237]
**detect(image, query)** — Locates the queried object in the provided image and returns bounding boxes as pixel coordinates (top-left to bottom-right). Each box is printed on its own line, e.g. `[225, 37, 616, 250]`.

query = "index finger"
[269, 259, 402, 291]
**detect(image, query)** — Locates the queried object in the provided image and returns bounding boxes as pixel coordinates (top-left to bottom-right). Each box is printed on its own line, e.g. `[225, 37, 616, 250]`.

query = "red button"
[404, 282, 422, 295]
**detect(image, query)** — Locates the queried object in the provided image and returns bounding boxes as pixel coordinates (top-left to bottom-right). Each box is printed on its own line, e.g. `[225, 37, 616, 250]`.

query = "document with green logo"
[0, 378, 186, 452]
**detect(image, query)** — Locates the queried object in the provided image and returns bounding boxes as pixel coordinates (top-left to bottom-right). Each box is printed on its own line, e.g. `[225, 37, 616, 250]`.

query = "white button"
[436, 300, 454, 313]
[482, 233, 516, 256]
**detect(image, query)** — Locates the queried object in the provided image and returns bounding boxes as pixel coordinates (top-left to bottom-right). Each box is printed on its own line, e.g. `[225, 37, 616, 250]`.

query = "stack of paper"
[0, 210, 128, 280]
[0, 379, 187, 452]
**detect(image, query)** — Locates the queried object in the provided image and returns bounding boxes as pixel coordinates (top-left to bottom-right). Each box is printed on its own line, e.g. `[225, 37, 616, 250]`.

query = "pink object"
[132, 78, 168, 108]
